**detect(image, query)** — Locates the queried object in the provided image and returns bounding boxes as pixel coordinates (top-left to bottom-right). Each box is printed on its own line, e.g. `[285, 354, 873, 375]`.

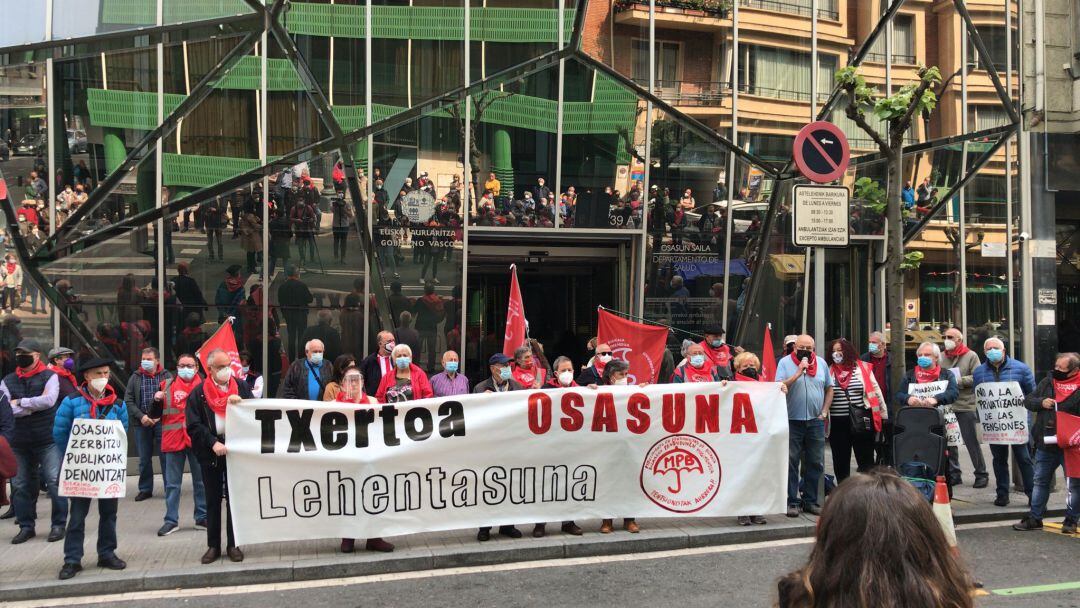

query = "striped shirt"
[429, 372, 470, 398]
[830, 373, 865, 417]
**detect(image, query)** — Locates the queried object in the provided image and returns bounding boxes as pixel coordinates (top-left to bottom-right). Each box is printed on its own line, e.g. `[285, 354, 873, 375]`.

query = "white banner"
[226, 382, 790, 546]
[975, 381, 1029, 445]
[943, 407, 963, 447]
[58, 419, 127, 499]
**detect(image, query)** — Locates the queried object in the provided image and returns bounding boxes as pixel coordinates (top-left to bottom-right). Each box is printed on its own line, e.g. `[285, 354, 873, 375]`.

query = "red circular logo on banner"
[640, 434, 721, 513]
[793, 121, 850, 184]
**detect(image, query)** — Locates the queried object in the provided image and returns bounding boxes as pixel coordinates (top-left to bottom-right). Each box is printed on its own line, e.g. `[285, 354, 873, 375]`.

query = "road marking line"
[4, 537, 815, 607]
[992, 581, 1080, 596]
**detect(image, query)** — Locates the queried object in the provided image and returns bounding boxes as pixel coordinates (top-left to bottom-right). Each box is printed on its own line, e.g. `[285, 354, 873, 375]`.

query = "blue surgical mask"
[917, 356, 934, 369]
[395, 356, 411, 369]
[141, 360, 155, 372]
[499, 366, 512, 381]
[177, 368, 196, 381]
[868, 343, 879, 354]
[445, 361, 459, 373]
[710, 339, 723, 348]
[986, 348, 1004, 363]
[690, 354, 706, 368]
[309, 352, 324, 365]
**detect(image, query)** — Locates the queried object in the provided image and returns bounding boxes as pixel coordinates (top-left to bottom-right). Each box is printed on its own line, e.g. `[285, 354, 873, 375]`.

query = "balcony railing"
[632, 79, 730, 106]
[864, 51, 917, 65]
[739, 0, 840, 21]
[614, 0, 731, 19]
[738, 83, 829, 103]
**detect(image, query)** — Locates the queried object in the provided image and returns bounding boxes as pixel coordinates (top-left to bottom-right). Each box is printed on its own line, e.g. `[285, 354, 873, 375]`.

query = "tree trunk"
[886, 152, 907, 395]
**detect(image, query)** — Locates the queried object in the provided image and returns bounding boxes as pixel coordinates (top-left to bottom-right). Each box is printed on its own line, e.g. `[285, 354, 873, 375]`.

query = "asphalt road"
[27, 522, 1079, 608]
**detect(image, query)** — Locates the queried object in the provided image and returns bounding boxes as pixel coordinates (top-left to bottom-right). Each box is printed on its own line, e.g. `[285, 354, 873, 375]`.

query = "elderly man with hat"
[699, 325, 734, 379]
[0, 339, 65, 545]
[52, 356, 129, 580]
[473, 353, 524, 541]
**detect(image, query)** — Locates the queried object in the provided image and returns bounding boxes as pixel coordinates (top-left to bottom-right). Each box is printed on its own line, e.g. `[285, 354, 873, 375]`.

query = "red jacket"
[375, 364, 434, 403]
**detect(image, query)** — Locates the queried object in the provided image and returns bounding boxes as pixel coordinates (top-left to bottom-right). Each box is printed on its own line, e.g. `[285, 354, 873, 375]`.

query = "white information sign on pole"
[792, 185, 850, 248]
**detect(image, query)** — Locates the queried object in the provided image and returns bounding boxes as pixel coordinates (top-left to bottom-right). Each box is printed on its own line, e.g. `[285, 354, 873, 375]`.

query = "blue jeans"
[12, 442, 68, 531]
[1029, 448, 1080, 521]
[163, 449, 207, 526]
[133, 423, 165, 495]
[990, 443, 1034, 500]
[788, 419, 826, 508]
[64, 497, 118, 564]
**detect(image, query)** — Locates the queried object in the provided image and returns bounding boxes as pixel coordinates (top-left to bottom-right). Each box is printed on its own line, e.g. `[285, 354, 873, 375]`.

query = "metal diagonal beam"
[568, 0, 587, 52]
[849, 124, 1015, 167]
[952, 0, 1020, 126]
[732, 181, 788, 345]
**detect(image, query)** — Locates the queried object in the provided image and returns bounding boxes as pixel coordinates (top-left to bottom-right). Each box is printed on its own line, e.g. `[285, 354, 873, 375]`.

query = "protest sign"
[942, 407, 963, 447]
[975, 381, 1029, 445]
[908, 381, 962, 446]
[58, 419, 127, 499]
[909, 381, 948, 401]
[226, 382, 789, 546]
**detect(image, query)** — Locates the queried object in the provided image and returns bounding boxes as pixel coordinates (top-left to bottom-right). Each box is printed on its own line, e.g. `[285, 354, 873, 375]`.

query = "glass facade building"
[0, 0, 1040, 390]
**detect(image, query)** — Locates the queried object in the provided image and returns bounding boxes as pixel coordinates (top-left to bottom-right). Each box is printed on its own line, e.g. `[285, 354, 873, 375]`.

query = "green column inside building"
[102, 127, 126, 175]
[491, 127, 514, 197]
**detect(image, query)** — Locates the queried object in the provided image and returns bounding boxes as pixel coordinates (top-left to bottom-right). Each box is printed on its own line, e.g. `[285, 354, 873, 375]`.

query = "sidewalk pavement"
[0, 444, 1070, 602]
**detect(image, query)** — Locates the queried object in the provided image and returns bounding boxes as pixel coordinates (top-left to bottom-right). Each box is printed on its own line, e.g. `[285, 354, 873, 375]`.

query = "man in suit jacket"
[359, 331, 396, 398]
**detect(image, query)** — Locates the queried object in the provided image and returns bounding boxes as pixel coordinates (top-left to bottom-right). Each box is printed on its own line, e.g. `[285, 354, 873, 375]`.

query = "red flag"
[761, 323, 776, 382]
[1056, 410, 1080, 477]
[596, 308, 669, 384]
[502, 264, 527, 357]
[196, 318, 243, 379]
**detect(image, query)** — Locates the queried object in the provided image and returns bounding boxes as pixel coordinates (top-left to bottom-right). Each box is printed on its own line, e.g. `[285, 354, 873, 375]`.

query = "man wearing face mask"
[124, 347, 171, 501]
[237, 351, 263, 399]
[545, 356, 579, 389]
[430, 350, 469, 397]
[359, 331, 396, 397]
[699, 326, 734, 380]
[779, 335, 797, 364]
[186, 349, 254, 564]
[972, 337, 1036, 507]
[150, 354, 207, 537]
[52, 357, 129, 580]
[1, 340, 65, 544]
[859, 332, 892, 403]
[577, 343, 613, 386]
[279, 339, 332, 401]
[473, 353, 524, 541]
[775, 335, 832, 518]
[939, 328, 988, 488]
[672, 343, 722, 383]
[46, 347, 79, 399]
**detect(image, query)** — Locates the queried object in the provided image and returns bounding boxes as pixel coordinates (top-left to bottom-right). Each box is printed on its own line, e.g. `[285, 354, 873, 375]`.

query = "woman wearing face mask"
[731, 352, 783, 526]
[511, 345, 547, 389]
[545, 356, 579, 389]
[895, 342, 958, 411]
[46, 346, 79, 399]
[322, 354, 358, 402]
[672, 343, 721, 383]
[375, 344, 433, 403]
[596, 360, 640, 533]
[822, 339, 884, 484]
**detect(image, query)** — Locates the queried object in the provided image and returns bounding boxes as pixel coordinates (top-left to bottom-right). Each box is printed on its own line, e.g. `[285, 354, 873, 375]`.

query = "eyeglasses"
[597, 352, 612, 356]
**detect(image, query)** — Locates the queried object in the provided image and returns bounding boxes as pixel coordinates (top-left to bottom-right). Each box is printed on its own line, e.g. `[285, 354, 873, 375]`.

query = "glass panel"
[0, 3, 47, 49]
[1, 63, 49, 239]
[51, 0, 254, 40]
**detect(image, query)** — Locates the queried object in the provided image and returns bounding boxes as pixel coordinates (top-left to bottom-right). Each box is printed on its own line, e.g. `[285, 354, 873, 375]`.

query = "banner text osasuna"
[226, 383, 789, 545]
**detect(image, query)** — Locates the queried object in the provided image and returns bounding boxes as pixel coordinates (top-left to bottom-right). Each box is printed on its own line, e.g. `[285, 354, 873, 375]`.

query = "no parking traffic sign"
[793, 121, 850, 184]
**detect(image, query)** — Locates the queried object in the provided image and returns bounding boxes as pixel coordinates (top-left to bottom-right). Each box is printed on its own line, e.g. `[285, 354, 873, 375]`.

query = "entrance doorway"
[820, 246, 873, 348]
[464, 236, 631, 382]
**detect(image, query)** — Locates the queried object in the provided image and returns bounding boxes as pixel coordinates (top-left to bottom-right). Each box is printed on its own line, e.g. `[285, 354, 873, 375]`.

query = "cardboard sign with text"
[59, 419, 127, 499]
[975, 381, 1029, 445]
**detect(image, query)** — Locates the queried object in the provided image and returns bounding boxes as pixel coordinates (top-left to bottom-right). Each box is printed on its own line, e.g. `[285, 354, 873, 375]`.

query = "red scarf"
[831, 362, 856, 390]
[683, 359, 716, 383]
[945, 342, 971, 358]
[224, 276, 244, 293]
[169, 374, 202, 409]
[790, 351, 818, 377]
[47, 363, 76, 386]
[4, 262, 15, 275]
[1053, 370, 1080, 403]
[79, 384, 118, 420]
[136, 364, 163, 377]
[202, 377, 238, 419]
[15, 360, 46, 379]
[914, 364, 941, 384]
[512, 364, 546, 388]
[593, 358, 607, 376]
[335, 390, 374, 405]
[734, 371, 761, 382]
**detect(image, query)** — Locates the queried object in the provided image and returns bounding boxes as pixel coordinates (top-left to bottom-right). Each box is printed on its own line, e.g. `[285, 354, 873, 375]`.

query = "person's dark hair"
[238, 350, 253, 365]
[827, 338, 859, 366]
[601, 359, 629, 384]
[777, 468, 973, 608]
[332, 354, 357, 383]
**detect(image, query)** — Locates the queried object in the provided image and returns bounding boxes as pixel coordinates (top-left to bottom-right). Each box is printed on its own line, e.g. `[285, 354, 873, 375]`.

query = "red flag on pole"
[502, 264, 528, 358]
[196, 317, 244, 379]
[761, 323, 776, 382]
[596, 308, 669, 384]
[1056, 410, 1080, 477]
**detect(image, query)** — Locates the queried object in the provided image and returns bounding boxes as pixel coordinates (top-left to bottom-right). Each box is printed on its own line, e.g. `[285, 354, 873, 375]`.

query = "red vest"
[161, 376, 202, 452]
[701, 341, 732, 369]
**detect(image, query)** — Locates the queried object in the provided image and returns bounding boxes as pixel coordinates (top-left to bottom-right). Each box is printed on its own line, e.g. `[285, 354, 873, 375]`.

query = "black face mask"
[1052, 369, 1075, 381]
[15, 354, 35, 369]
[741, 368, 759, 379]
[796, 349, 812, 362]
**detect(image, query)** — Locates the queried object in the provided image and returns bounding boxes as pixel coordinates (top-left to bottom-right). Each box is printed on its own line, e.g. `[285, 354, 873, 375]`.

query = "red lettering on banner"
[591, 393, 618, 432]
[560, 393, 585, 431]
[662, 393, 686, 433]
[528, 393, 552, 434]
[730, 393, 758, 434]
[694, 394, 720, 433]
[626, 393, 651, 434]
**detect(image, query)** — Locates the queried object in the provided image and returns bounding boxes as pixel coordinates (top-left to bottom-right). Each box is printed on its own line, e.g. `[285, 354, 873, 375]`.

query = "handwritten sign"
[975, 381, 1029, 445]
[942, 407, 963, 447]
[59, 419, 127, 499]
[909, 381, 948, 400]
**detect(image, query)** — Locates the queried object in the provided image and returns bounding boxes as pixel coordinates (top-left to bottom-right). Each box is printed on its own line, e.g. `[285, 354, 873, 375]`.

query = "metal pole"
[720, 0, 739, 334]
[156, 0, 165, 361]
[959, 18, 969, 333]
[460, 0, 471, 365]
[1004, 0, 1014, 351]
[364, 0, 373, 350]
[554, 0, 565, 230]
[1019, 0, 1035, 364]
[46, 0, 58, 347]
[260, 10, 270, 379]
[811, 0, 825, 352]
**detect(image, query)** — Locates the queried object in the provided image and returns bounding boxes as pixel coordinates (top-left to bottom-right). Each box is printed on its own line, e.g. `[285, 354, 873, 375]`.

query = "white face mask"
[214, 367, 232, 384]
[832, 352, 845, 364]
[558, 370, 574, 386]
[598, 354, 613, 364]
[943, 339, 957, 352]
[612, 377, 628, 385]
[89, 377, 109, 393]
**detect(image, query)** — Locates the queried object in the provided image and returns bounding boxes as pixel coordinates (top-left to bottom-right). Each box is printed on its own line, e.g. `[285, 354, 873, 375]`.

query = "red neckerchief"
[790, 351, 817, 376]
[47, 363, 76, 385]
[202, 377, 238, 418]
[914, 365, 941, 384]
[734, 372, 760, 382]
[136, 364, 163, 378]
[1053, 370, 1080, 403]
[79, 384, 118, 419]
[945, 343, 971, 358]
[683, 359, 716, 383]
[593, 359, 607, 376]
[831, 362, 856, 390]
[512, 364, 546, 387]
[335, 390, 374, 405]
[169, 374, 202, 409]
[546, 376, 578, 389]
[15, 360, 46, 379]
[224, 276, 244, 293]
[702, 341, 732, 367]
[4, 262, 15, 275]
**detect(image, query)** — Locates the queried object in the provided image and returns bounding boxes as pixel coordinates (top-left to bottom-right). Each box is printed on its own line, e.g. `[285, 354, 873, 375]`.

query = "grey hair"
[206, 348, 227, 363]
[1056, 352, 1080, 371]
[551, 355, 572, 370]
[680, 339, 695, 357]
[869, 331, 886, 342]
[983, 336, 1005, 350]
[917, 341, 941, 358]
[391, 343, 413, 358]
[513, 345, 531, 361]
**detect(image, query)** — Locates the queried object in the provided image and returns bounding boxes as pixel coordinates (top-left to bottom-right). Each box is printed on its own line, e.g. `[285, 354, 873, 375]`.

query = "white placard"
[943, 407, 963, 447]
[975, 381, 1029, 445]
[226, 383, 790, 546]
[792, 185, 850, 247]
[400, 190, 436, 223]
[909, 381, 949, 401]
[58, 419, 128, 499]
[980, 242, 1007, 258]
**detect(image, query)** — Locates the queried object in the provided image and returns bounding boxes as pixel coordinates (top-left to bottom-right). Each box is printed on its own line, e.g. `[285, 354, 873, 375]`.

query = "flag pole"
[596, 305, 704, 340]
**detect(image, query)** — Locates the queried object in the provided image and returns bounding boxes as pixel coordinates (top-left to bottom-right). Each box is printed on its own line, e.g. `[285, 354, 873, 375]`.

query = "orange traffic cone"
[933, 475, 958, 556]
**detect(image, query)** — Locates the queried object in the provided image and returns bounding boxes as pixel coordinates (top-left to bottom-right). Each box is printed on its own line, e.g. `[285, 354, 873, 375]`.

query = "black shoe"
[786, 505, 800, 518]
[476, 528, 490, 542]
[12, 528, 35, 544]
[157, 523, 178, 537]
[973, 476, 989, 489]
[0, 506, 12, 520]
[1012, 517, 1043, 531]
[1061, 519, 1077, 535]
[803, 504, 823, 516]
[58, 562, 82, 580]
[96, 555, 127, 570]
[949, 476, 963, 487]
[47, 526, 65, 542]
[134, 491, 152, 502]
[994, 496, 1010, 507]
[499, 526, 523, 539]
[194, 519, 208, 531]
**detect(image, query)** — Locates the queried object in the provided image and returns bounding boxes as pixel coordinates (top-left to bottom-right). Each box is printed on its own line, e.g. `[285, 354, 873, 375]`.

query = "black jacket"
[1025, 374, 1080, 450]
[473, 377, 523, 393]
[359, 352, 390, 398]
[185, 380, 254, 465]
[278, 358, 332, 400]
[576, 365, 602, 387]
